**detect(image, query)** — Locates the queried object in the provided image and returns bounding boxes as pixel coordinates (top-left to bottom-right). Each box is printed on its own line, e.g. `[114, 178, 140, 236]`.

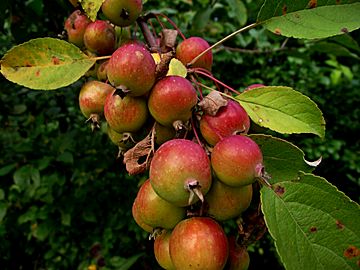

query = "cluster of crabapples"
[65, 1, 266, 269]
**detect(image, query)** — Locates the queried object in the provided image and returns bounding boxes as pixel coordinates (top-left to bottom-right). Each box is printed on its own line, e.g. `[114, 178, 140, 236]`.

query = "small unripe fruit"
[205, 179, 252, 221]
[107, 125, 134, 149]
[227, 237, 250, 270]
[104, 90, 148, 133]
[107, 42, 156, 96]
[211, 135, 264, 187]
[97, 60, 109, 82]
[154, 122, 176, 145]
[150, 139, 212, 207]
[200, 100, 250, 146]
[79, 80, 114, 119]
[83, 20, 116, 55]
[169, 217, 229, 270]
[134, 179, 186, 230]
[176, 37, 213, 71]
[148, 76, 197, 127]
[154, 230, 176, 270]
[101, 0, 142, 27]
[64, 10, 90, 47]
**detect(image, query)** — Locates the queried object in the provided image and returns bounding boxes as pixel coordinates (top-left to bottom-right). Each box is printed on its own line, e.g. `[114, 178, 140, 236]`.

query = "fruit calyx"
[172, 120, 188, 132]
[255, 165, 272, 188]
[185, 178, 204, 205]
[85, 113, 101, 131]
[114, 86, 130, 97]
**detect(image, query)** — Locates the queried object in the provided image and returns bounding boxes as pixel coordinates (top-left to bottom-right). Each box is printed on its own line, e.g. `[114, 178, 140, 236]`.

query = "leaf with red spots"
[261, 172, 360, 270]
[0, 38, 95, 90]
[257, 2, 360, 39]
[257, 0, 356, 22]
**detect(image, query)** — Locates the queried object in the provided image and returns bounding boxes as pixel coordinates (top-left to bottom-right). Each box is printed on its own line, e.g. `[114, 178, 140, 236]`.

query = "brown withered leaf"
[237, 203, 267, 246]
[160, 29, 178, 51]
[123, 133, 153, 175]
[198, 91, 228, 116]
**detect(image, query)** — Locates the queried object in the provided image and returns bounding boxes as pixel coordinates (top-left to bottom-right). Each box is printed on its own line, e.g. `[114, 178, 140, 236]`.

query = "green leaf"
[0, 38, 96, 90]
[25, 0, 44, 16]
[82, 210, 97, 222]
[0, 202, 7, 222]
[118, 253, 145, 270]
[32, 222, 50, 241]
[257, 0, 358, 22]
[309, 41, 360, 59]
[18, 206, 38, 224]
[227, 0, 247, 26]
[0, 189, 5, 200]
[79, 0, 103, 21]
[0, 163, 17, 176]
[250, 135, 313, 183]
[60, 210, 71, 226]
[330, 33, 360, 53]
[261, 172, 360, 270]
[236, 86, 326, 137]
[260, 3, 360, 39]
[57, 152, 74, 164]
[192, 7, 213, 31]
[14, 165, 40, 189]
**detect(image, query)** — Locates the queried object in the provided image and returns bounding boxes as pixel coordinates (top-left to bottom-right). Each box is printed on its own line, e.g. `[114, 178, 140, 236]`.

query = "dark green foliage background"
[0, 0, 359, 269]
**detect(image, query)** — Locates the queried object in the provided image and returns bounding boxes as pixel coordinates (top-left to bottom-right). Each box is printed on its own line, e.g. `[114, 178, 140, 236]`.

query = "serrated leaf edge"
[260, 172, 360, 270]
[236, 86, 326, 138]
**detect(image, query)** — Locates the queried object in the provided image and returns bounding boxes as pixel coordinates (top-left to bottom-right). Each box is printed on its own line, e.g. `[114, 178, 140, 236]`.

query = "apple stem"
[255, 166, 272, 188]
[92, 55, 111, 62]
[116, 147, 126, 159]
[191, 68, 222, 96]
[192, 69, 241, 95]
[187, 22, 258, 67]
[190, 74, 204, 99]
[86, 113, 101, 131]
[191, 116, 202, 146]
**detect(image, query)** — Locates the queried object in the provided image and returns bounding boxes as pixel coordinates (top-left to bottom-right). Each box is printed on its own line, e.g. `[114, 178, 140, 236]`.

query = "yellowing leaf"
[79, 0, 104, 21]
[167, 58, 187, 77]
[0, 38, 96, 90]
[151, 53, 161, 64]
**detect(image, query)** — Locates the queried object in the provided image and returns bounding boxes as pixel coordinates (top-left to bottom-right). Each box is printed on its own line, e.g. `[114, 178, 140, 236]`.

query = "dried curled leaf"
[159, 29, 178, 51]
[304, 156, 322, 167]
[198, 91, 228, 116]
[123, 133, 153, 175]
